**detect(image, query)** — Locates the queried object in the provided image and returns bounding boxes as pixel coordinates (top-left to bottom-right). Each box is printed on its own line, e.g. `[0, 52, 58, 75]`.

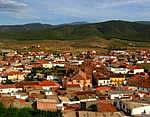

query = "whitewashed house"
[137, 60, 145, 64]
[127, 66, 144, 74]
[0, 84, 22, 94]
[42, 62, 53, 68]
[98, 78, 111, 86]
[107, 67, 129, 74]
[0, 67, 3, 72]
[52, 61, 65, 67]
[115, 98, 150, 116]
[16, 94, 28, 100]
[47, 75, 59, 81]
[137, 87, 150, 93]
[109, 90, 134, 100]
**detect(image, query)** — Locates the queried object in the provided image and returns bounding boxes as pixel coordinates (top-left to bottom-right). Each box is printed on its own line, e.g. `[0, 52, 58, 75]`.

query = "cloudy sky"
[0, 0, 150, 25]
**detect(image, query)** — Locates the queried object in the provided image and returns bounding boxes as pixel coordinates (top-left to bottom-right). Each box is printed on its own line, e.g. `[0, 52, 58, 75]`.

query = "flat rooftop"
[121, 100, 150, 110]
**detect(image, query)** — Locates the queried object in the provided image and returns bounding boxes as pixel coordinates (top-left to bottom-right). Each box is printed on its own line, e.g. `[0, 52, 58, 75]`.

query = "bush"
[87, 104, 97, 112]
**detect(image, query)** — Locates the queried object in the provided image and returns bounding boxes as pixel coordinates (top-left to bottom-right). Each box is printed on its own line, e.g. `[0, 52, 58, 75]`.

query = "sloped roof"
[71, 70, 87, 81]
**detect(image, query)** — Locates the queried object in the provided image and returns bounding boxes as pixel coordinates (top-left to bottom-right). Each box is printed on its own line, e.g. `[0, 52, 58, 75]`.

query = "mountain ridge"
[0, 20, 150, 42]
[135, 21, 150, 25]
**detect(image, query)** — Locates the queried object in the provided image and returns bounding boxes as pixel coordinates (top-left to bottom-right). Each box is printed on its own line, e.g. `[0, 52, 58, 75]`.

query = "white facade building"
[108, 67, 129, 74]
[98, 79, 111, 86]
[0, 87, 22, 94]
[115, 98, 150, 116]
[43, 62, 53, 68]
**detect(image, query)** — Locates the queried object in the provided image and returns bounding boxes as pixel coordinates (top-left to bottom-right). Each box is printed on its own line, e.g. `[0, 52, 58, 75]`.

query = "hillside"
[0, 20, 150, 41]
[136, 21, 150, 25]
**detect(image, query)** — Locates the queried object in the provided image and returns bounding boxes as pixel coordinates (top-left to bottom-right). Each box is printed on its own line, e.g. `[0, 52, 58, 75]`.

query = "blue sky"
[0, 0, 150, 25]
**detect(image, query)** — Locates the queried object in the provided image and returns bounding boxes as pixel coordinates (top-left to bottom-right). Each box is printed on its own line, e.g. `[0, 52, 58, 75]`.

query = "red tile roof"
[96, 86, 112, 91]
[98, 100, 117, 112]
[7, 71, 25, 76]
[127, 65, 141, 70]
[72, 70, 87, 81]
[39, 80, 60, 87]
[36, 60, 49, 64]
[0, 84, 16, 89]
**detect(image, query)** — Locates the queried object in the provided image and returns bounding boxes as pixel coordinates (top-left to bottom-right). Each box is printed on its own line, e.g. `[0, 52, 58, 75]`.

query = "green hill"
[1, 20, 150, 42]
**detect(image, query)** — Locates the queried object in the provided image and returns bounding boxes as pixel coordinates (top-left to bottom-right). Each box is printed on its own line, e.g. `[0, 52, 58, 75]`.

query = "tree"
[3, 79, 14, 84]
[16, 108, 32, 117]
[87, 104, 97, 112]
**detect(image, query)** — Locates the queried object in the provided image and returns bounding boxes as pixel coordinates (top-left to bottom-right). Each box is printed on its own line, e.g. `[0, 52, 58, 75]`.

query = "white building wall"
[0, 88, 22, 94]
[108, 67, 129, 74]
[42, 86, 51, 90]
[137, 61, 144, 64]
[16, 95, 28, 100]
[110, 94, 130, 100]
[98, 80, 111, 86]
[134, 69, 144, 74]
[43, 63, 53, 68]
[131, 105, 150, 115]
[0, 68, 3, 72]
[53, 64, 64, 67]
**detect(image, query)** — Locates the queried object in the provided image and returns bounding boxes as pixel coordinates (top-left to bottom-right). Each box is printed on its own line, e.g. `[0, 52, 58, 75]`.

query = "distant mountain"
[136, 21, 150, 25]
[0, 20, 150, 42]
[69, 21, 88, 25]
[0, 23, 53, 32]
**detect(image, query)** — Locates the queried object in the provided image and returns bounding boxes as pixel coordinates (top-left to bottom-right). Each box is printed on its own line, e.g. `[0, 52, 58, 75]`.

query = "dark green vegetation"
[139, 63, 150, 72]
[87, 104, 98, 112]
[136, 21, 150, 25]
[1, 20, 150, 42]
[25, 67, 65, 81]
[0, 103, 61, 117]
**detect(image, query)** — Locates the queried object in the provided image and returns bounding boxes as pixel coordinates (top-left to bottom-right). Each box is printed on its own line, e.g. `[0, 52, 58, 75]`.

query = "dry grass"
[1, 38, 150, 55]
[0, 38, 109, 54]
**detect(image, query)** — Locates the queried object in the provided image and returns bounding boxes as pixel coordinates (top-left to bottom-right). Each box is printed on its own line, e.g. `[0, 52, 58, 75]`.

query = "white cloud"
[0, 0, 27, 12]
[1, 0, 150, 24]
